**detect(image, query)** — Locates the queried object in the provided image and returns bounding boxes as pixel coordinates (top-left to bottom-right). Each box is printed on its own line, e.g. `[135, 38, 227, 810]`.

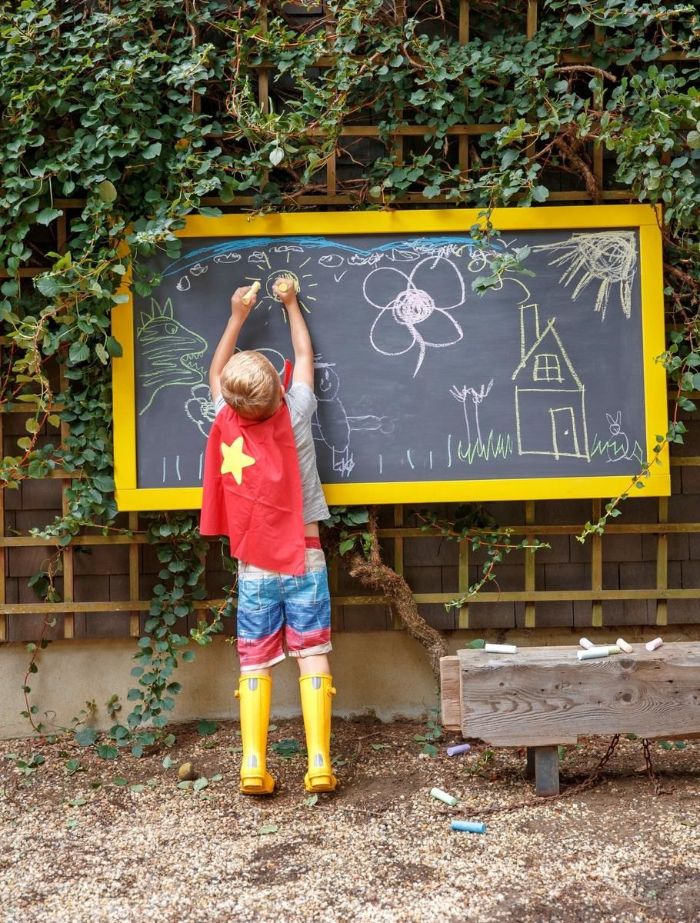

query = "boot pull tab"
[234, 689, 240, 699]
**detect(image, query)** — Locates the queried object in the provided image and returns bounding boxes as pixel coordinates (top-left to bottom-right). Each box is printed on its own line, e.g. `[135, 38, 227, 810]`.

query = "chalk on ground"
[484, 643, 518, 654]
[431, 787, 459, 807]
[451, 820, 486, 834]
[446, 743, 471, 757]
[616, 637, 634, 653]
[579, 637, 595, 650]
[646, 637, 664, 651]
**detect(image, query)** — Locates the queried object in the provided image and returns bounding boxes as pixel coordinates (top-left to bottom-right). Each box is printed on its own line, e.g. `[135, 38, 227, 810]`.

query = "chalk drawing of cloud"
[319, 254, 344, 268]
[387, 248, 420, 262]
[348, 253, 381, 266]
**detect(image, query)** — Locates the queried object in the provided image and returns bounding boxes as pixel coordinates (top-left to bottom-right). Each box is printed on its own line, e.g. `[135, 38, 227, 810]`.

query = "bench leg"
[534, 745, 560, 797]
[525, 746, 536, 780]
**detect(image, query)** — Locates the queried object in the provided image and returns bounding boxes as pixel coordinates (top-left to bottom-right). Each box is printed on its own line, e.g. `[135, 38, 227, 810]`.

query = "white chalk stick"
[645, 637, 664, 651]
[484, 643, 518, 654]
[577, 646, 617, 660]
[431, 787, 458, 807]
[242, 280, 261, 304]
[616, 638, 633, 653]
[579, 637, 595, 650]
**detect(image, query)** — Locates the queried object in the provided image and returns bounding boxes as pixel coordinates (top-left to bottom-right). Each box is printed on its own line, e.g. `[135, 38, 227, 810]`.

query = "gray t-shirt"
[214, 383, 330, 524]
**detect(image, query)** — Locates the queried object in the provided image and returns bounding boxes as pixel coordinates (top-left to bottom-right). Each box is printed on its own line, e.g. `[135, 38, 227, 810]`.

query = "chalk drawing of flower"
[363, 255, 465, 376]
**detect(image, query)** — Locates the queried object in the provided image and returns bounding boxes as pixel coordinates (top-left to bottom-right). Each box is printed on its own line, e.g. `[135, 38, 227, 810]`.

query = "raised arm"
[273, 275, 314, 388]
[208, 284, 258, 401]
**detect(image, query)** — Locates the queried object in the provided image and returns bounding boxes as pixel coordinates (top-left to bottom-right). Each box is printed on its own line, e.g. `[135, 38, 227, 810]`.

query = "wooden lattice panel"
[1, 2, 698, 641]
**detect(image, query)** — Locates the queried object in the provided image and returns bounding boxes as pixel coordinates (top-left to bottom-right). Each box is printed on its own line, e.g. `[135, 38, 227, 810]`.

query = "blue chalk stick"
[451, 820, 486, 834]
[446, 743, 471, 756]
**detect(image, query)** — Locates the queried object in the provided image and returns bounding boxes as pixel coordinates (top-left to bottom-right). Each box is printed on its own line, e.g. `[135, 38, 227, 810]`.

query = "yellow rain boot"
[235, 674, 275, 795]
[299, 673, 338, 793]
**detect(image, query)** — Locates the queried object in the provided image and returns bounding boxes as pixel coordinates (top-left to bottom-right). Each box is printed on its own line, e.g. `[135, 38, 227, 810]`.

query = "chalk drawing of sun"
[535, 232, 637, 320]
[244, 260, 318, 317]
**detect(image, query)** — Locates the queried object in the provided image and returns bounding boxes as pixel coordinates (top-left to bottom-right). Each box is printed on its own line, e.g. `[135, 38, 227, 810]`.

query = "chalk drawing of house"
[512, 304, 589, 460]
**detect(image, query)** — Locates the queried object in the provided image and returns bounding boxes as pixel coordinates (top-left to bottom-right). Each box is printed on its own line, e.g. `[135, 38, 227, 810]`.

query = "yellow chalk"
[275, 275, 299, 295]
[242, 280, 260, 304]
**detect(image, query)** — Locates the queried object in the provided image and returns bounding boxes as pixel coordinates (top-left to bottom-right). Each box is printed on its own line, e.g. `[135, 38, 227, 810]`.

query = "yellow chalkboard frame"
[112, 204, 669, 511]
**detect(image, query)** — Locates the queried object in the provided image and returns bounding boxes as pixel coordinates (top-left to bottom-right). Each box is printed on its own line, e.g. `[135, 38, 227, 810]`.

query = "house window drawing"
[533, 353, 562, 382]
[512, 304, 590, 461]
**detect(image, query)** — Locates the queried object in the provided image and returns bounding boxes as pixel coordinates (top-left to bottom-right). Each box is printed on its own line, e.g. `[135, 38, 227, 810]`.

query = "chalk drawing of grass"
[590, 433, 644, 466]
[456, 432, 514, 464]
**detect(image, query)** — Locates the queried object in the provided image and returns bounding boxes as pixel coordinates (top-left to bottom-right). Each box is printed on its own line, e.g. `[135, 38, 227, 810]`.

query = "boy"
[200, 276, 337, 796]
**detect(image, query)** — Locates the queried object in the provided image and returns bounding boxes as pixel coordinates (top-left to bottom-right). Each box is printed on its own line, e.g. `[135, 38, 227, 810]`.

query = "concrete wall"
[0, 632, 440, 740]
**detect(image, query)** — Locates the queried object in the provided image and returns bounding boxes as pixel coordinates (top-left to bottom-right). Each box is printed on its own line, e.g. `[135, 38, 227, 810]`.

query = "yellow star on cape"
[220, 436, 256, 485]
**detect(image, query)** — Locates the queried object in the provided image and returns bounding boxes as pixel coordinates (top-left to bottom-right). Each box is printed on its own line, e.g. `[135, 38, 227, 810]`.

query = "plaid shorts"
[236, 547, 332, 671]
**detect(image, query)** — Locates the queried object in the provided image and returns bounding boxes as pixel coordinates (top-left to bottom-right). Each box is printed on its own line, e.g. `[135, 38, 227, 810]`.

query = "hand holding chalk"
[273, 274, 300, 302]
[242, 280, 261, 305]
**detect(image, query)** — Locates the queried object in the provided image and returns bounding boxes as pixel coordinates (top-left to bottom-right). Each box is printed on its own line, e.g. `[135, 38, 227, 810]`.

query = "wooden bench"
[440, 642, 700, 796]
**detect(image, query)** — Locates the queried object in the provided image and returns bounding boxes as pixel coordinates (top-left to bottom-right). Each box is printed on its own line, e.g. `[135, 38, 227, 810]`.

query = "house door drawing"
[549, 406, 583, 459]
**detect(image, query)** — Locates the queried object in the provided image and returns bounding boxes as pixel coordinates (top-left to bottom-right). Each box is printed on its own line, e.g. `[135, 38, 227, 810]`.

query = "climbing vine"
[0, 1, 698, 747]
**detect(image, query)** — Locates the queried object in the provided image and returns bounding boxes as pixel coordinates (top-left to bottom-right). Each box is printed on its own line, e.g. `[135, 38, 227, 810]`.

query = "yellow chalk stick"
[275, 275, 299, 294]
[242, 280, 261, 304]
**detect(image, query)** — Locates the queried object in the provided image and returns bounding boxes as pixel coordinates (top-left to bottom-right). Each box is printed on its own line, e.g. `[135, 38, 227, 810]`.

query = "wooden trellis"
[1, 1, 698, 642]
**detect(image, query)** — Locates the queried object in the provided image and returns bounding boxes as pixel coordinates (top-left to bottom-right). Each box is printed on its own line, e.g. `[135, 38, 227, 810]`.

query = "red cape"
[199, 396, 306, 576]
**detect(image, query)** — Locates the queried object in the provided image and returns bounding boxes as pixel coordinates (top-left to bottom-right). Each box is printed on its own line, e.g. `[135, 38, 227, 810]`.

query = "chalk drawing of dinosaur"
[137, 298, 208, 415]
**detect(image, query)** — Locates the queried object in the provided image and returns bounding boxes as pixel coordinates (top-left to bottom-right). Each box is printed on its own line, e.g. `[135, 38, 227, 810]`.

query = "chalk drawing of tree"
[450, 380, 494, 447]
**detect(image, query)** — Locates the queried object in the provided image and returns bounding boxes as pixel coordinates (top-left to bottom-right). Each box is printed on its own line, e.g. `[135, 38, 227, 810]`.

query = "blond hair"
[220, 351, 281, 420]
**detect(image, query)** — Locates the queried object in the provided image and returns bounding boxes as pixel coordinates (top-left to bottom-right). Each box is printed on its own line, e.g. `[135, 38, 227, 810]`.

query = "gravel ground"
[1, 719, 698, 923]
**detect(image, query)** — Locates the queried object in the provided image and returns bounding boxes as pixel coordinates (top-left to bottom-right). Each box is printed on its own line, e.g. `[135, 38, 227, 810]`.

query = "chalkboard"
[112, 206, 669, 510]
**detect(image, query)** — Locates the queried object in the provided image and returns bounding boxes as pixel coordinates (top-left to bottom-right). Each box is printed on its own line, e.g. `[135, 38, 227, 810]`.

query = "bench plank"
[439, 656, 461, 731]
[457, 642, 700, 747]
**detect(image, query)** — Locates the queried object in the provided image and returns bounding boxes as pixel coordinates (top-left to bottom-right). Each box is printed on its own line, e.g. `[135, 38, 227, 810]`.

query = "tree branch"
[345, 510, 448, 681]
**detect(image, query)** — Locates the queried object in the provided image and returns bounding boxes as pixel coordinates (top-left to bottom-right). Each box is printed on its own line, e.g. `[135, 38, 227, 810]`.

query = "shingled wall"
[4, 404, 700, 642]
